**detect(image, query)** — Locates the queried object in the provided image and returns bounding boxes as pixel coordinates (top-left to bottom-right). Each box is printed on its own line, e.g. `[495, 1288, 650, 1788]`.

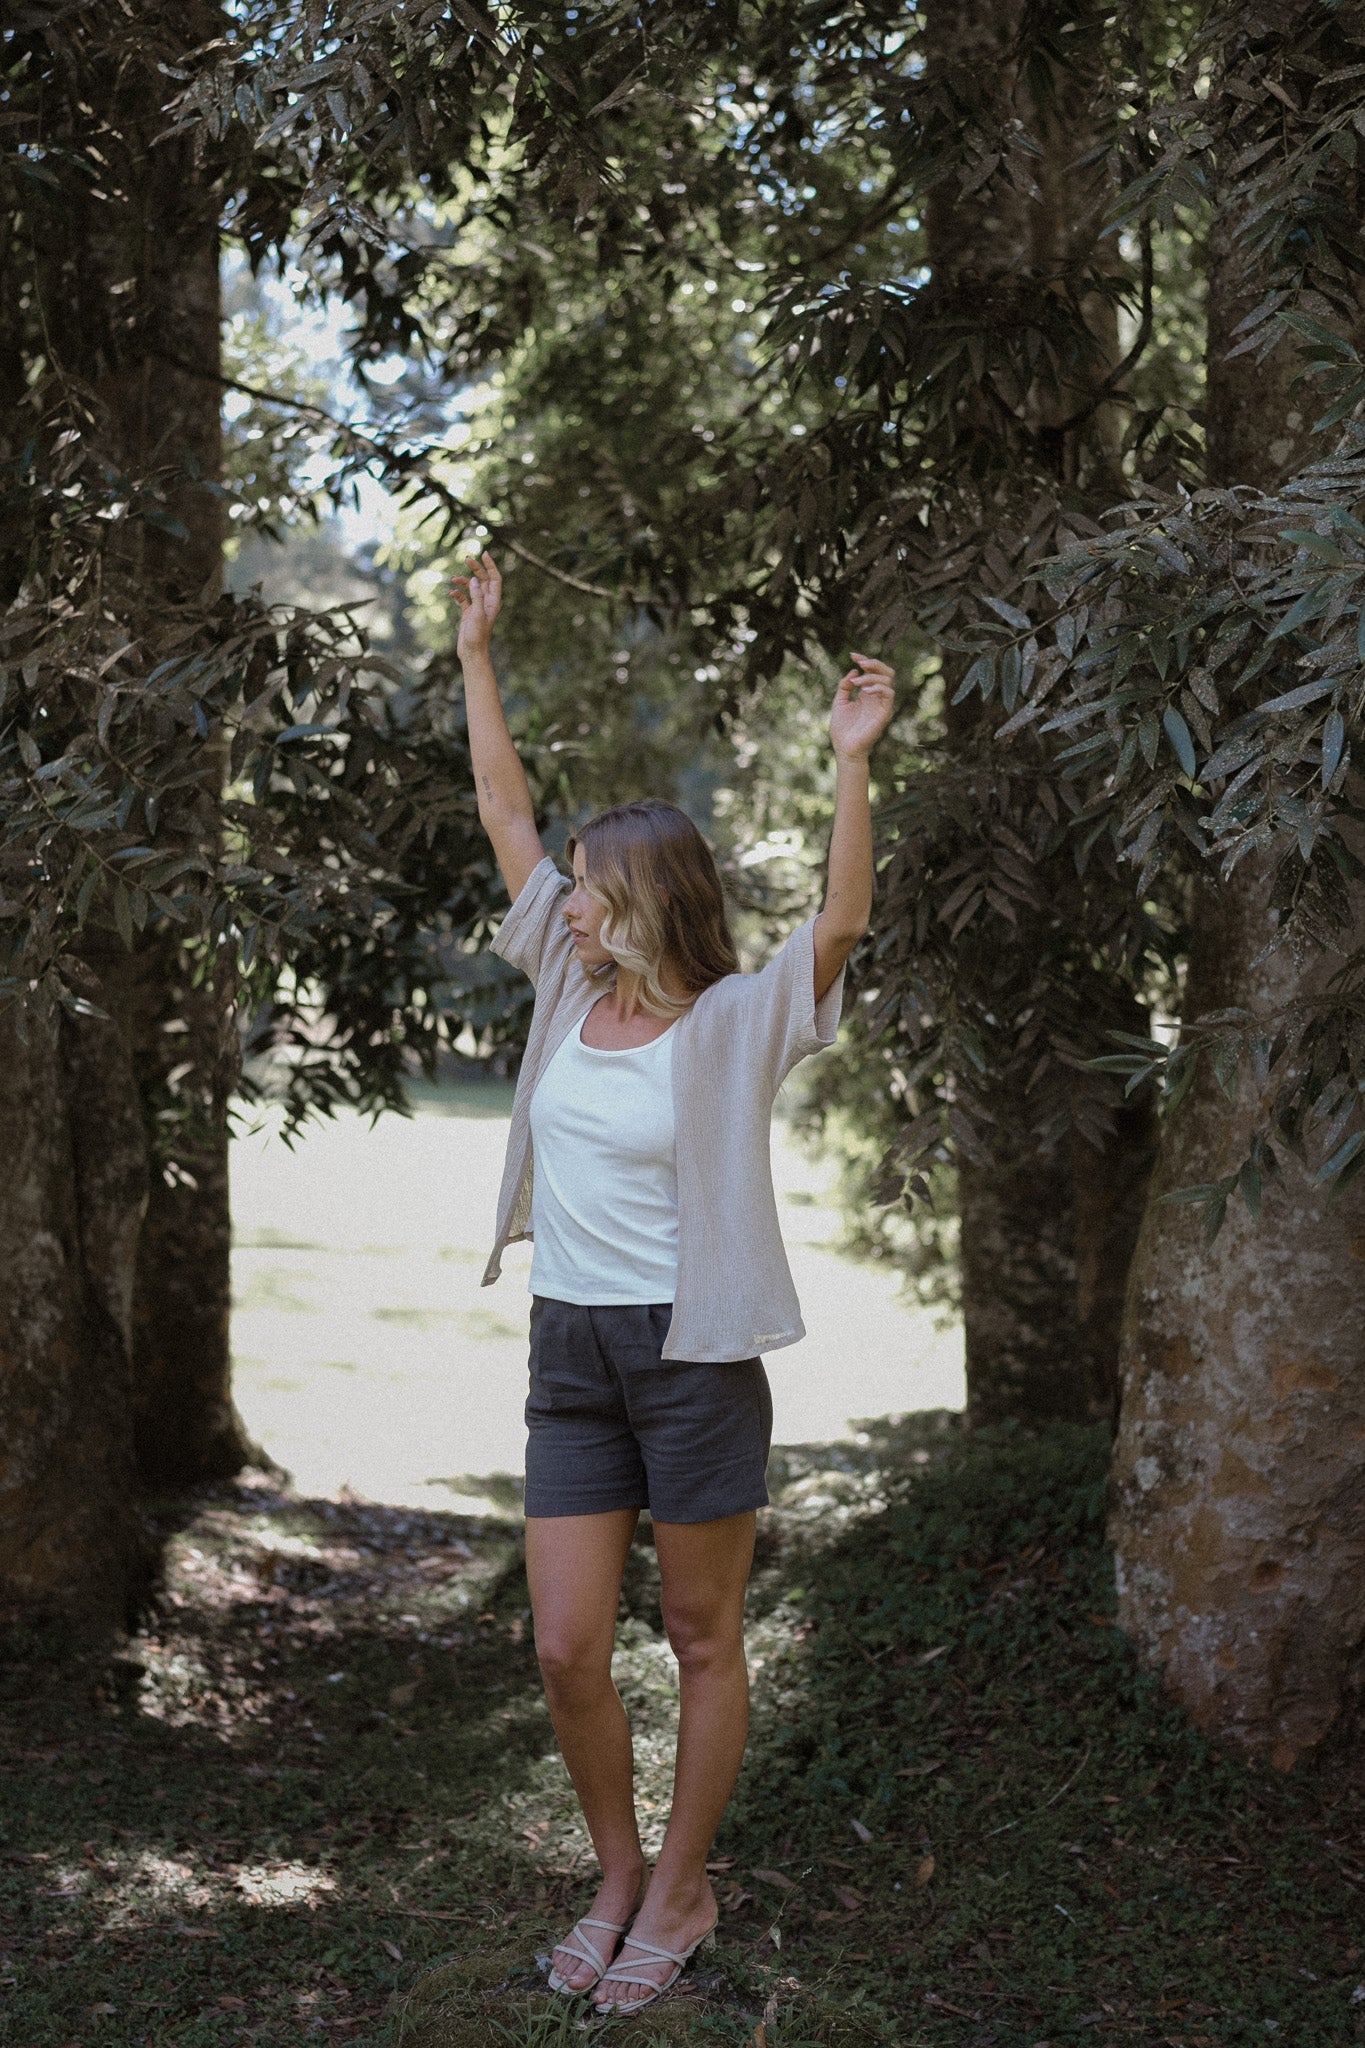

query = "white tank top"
[528, 1013, 678, 1305]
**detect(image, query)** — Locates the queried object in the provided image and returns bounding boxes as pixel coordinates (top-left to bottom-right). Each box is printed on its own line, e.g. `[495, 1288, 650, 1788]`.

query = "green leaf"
[1278, 309, 1359, 360]
[1267, 589, 1328, 642]
[1212, 1036, 1241, 1102]
[113, 879, 134, 952]
[952, 653, 995, 705]
[1322, 708, 1345, 787]
[1138, 711, 1159, 768]
[1162, 707, 1197, 778]
[1203, 730, 1263, 780]
[1150, 631, 1170, 681]
[1315, 1130, 1364, 1183]
[982, 595, 1031, 631]
[75, 866, 99, 928]
[1203, 1193, 1229, 1247]
[1255, 679, 1334, 716]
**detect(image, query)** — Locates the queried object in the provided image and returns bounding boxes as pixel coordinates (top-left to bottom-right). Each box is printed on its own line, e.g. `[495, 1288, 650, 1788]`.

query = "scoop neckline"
[574, 1012, 678, 1057]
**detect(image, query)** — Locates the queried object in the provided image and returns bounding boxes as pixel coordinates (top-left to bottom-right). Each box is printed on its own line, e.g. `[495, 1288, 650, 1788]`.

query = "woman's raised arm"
[812, 654, 897, 1002]
[452, 551, 546, 903]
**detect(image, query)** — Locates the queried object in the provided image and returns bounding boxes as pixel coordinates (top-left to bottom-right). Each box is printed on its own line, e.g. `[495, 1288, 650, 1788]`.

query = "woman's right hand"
[452, 550, 503, 661]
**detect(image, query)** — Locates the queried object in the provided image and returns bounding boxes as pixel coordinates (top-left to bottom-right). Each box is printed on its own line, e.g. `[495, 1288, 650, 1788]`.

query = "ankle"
[641, 1867, 713, 1917]
[596, 1855, 646, 1903]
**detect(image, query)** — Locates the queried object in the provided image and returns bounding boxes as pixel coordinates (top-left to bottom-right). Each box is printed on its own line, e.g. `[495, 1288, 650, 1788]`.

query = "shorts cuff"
[646, 1477, 770, 1524]
[524, 1488, 649, 1519]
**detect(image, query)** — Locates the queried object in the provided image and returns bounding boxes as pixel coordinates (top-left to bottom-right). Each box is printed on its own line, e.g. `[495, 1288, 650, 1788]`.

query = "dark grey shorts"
[524, 1298, 773, 1523]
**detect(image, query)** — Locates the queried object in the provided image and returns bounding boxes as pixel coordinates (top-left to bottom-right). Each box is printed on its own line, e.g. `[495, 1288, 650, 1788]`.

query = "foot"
[593, 1874, 717, 2013]
[548, 1864, 646, 1995]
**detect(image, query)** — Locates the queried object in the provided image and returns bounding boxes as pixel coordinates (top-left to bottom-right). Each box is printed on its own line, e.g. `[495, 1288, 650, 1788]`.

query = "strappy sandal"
[545, 1913, 633, 1996]
[592, 1921, 717, 2016]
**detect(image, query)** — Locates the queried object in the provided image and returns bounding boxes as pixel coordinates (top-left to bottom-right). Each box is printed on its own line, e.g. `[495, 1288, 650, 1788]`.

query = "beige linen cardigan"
[481, 855, 846, 1362]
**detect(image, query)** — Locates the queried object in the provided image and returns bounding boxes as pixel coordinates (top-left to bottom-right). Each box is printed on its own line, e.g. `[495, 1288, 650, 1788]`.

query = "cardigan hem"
[660, 1322, 806, 1364]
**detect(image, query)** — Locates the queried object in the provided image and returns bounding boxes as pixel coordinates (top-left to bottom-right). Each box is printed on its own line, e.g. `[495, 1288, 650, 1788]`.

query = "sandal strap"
[599, 1938, 690, 1979]
[552, 1921, 618, 1976]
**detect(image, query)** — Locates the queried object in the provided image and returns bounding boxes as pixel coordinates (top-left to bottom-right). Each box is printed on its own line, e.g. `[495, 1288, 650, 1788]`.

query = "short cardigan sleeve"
[726, 915, 846, 1091]
[488, 855, 573, 990]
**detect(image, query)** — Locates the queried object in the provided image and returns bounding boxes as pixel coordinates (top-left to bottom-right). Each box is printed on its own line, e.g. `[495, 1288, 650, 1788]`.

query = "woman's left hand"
[829, 654, 896, 761]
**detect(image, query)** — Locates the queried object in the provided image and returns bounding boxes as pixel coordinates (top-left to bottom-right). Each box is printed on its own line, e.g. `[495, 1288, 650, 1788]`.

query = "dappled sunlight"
[234, 1863, 338, 1910]
[5, 1427, 1360, 2045]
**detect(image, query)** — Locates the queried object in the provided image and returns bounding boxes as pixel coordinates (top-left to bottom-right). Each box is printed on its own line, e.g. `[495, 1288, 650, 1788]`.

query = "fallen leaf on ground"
[751, 1868, 796, 1889]
[915, 1855, 936, 1887]
[832, 1885, 865, 1912]
[850, 1817, 873, 1843]
[381, 1939, 403, 1962]
[925, 1991, 978, 2018]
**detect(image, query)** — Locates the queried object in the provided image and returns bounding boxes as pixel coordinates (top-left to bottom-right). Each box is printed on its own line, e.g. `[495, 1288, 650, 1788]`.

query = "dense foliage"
[6, 0, 1365, 1197]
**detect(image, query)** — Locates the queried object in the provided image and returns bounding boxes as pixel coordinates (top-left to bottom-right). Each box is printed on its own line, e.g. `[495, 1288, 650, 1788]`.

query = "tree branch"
[154, 352, 645, 606]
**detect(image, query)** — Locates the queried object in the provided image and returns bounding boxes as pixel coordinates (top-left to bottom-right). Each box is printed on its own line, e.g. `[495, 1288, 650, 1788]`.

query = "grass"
[1, 1420, 1361, 2047]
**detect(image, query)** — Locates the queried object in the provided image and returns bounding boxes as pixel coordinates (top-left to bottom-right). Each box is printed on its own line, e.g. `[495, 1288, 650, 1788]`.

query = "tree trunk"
[51, 2, 253, 1489]
[0, 990, 151, 1633]
[1110, 144, 1365, 1763]
[956, 1136, 1081, 1425]
[129, 948, 251, 1487]
[0, 5, 251, 1636]
[925, 0, 1154, 1424]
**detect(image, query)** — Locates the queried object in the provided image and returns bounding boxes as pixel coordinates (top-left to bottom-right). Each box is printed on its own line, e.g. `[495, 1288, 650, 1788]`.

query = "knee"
[535, 1631, 611, 1707]
[663, 1606, 742, 1678]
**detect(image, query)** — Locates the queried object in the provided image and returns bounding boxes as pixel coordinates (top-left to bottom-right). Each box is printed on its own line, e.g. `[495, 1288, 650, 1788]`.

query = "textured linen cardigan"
[481, 855, 846, 1362]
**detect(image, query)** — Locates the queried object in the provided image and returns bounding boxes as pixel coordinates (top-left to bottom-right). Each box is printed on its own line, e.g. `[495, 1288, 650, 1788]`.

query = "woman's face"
[563, 844, 613, 971]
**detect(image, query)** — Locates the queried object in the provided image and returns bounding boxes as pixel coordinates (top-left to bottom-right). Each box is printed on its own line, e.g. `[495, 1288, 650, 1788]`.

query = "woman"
[452, 550, 895, 2017]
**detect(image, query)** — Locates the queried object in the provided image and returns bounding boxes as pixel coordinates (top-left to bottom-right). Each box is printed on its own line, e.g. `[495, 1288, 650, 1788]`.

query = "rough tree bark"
[1110, 163, 1365, 1763]
[924, 0, 1156, 1424]
[0, 988, 151, 1632]
[48, 2, 255, 1488]
[0, 4, 252, 1629]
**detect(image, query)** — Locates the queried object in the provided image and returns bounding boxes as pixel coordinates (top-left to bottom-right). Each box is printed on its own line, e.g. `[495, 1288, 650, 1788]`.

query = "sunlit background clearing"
[230, 1081, 964, 1512]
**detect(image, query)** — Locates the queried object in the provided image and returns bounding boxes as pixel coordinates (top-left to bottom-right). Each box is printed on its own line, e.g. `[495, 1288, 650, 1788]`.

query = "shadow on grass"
[2, 1426, 1362, 2048]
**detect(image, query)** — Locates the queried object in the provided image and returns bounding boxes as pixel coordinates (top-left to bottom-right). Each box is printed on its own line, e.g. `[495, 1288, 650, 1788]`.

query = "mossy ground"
[1, 1419, 1361, 2047]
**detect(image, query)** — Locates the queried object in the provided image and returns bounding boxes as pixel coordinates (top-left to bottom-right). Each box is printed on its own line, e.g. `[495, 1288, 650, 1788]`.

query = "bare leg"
[525, 1509, 645, 1991]
[595, 1511, 756, 2011]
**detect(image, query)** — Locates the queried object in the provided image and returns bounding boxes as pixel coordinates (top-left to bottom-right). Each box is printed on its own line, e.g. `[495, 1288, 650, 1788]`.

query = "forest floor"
[2, 1418, 1362, 2048]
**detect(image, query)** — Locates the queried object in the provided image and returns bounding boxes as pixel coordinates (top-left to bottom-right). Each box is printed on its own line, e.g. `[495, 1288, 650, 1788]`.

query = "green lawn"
[2, 1422, 1361, 2046]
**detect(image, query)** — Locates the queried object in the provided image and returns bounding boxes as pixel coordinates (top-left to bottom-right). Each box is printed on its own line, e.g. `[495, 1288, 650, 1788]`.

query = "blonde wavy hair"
[568, 799, 740, 1018]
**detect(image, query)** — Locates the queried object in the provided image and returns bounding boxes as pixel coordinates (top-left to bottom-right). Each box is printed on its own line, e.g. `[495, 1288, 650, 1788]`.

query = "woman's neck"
[612, 962, 690, 1021]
